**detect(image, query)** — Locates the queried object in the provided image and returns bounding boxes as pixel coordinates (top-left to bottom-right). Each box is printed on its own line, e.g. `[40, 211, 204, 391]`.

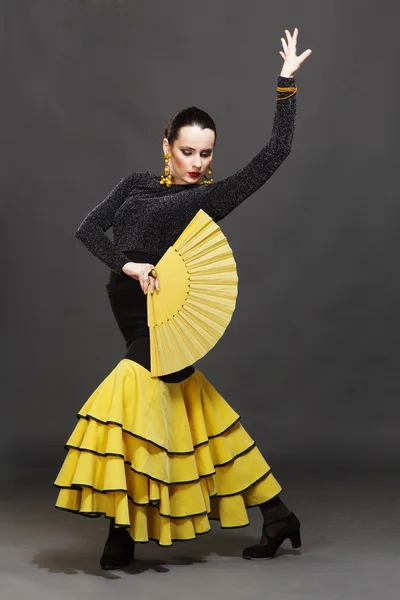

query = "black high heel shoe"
[100, 523, 135, 570]
[242, 512, 301, 560]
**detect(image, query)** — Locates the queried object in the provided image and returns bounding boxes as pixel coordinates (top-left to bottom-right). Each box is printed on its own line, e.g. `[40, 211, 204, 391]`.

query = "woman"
[54, 28, 312, 569]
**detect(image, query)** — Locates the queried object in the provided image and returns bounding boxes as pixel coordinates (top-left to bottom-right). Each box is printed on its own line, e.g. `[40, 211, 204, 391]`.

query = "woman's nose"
[192, 156, 202, 168]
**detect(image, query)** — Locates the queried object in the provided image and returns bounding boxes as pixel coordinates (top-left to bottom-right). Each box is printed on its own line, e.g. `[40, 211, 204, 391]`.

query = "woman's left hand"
[280, 28, 312, 78]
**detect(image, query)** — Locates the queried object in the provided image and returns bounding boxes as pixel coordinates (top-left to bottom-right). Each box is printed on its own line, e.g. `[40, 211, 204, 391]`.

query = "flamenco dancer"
[54, 28, 312, 569]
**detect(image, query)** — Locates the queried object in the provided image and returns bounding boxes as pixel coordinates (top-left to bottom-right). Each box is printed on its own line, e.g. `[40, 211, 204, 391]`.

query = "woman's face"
[163, 125, 215, 185]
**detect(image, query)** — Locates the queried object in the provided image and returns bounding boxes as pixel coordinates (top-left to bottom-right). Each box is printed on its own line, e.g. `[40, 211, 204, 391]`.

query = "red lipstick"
[188, 172, 200, 179]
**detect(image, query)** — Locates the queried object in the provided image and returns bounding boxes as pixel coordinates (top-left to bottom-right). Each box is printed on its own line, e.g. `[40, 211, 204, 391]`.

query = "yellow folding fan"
[147, 209, 238, 377]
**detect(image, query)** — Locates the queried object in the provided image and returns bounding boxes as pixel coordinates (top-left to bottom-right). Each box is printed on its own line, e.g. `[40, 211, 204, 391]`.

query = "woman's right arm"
[75, 172, 137, 274]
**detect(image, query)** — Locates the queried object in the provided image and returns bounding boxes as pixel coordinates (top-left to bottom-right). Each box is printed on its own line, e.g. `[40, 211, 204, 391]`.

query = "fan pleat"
[182, 238, 228, 262]
[175, 223, 216, 254]
[185, 298, 233, 326]
[171, 314, 208, 360]
[166, 318, 197, 364]
[177, 310, 217, 349]
[182, 305, 225, 338]
[187, 292, 236, 313]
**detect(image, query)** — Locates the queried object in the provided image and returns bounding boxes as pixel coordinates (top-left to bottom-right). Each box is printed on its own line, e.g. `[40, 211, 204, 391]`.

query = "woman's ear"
[162, 138, 170, 156]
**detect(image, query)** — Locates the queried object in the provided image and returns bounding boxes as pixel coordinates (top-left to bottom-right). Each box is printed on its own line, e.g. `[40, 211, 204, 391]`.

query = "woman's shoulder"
[121, 170, 159, 190]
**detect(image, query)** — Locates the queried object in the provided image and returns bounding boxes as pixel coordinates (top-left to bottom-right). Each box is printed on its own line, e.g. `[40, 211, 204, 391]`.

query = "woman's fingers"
[133, 262, 160, 295]
[281, 37, 288, 54]
[149, 277, 155, 295]
[285, 27, 298, 55]
[141, 275, 148, 294]
[145, 264, 153, 294]
[143, 263, 160, 295]
[298, 48, 312, 64]
[279, 50, 286, 59]
[139, 264, 151, 294]
[292, 27, 298, 48]
[149, 276, 160, 294]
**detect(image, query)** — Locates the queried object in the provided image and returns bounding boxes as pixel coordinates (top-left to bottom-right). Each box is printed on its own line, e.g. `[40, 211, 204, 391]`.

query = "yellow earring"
[160, 152, 172, 187]
[200, 166, 214, 185]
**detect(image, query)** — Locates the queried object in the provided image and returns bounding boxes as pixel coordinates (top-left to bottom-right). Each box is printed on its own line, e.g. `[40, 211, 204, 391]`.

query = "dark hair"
[164, 106, 217, 145]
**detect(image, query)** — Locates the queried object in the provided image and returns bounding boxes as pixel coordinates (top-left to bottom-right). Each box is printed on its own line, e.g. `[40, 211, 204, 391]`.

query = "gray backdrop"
[2, 0, 399, 489]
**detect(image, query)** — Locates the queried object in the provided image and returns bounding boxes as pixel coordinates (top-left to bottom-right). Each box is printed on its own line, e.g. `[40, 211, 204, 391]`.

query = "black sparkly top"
[76, 75, 297, 274]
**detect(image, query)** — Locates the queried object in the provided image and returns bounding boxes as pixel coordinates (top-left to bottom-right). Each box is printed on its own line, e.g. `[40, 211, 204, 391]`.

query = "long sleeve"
[199, 75, 297, 221]
[75, 172, 138, 273]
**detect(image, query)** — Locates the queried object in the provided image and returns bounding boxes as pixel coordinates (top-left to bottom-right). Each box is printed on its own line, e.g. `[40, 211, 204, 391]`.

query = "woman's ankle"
[259, 496, 290, 523]
[258, 496, 291, 543]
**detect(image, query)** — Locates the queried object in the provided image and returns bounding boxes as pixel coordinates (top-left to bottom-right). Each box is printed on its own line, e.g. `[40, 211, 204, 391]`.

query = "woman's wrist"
[280, 70, 295, 79]
[122, 261, 135, 274]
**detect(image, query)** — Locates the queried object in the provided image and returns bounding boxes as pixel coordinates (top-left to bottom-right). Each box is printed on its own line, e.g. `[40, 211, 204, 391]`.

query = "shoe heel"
[289, 530, 302, 548]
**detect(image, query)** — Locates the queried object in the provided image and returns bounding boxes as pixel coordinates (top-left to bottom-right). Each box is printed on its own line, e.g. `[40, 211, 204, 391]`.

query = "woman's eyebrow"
[180, 146, 213, 151]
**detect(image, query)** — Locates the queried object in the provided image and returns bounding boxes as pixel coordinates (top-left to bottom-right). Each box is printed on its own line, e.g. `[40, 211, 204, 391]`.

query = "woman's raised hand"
[122, 261, 160, 295]
[280, 28, 312, 78]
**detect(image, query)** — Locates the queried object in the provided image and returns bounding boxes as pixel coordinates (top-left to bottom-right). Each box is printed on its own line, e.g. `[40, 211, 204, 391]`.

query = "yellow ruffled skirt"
[54, 358, 281, 546]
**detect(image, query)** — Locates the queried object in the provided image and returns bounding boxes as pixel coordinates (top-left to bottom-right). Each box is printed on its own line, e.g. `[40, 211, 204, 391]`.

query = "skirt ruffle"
[54, 358, 281, 546]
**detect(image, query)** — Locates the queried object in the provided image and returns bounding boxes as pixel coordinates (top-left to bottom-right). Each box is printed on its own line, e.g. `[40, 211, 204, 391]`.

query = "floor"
[1, 469, 399, 600]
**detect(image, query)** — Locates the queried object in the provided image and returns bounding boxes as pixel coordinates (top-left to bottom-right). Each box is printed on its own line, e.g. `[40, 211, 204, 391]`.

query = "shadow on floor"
[31, 530, 301, 578]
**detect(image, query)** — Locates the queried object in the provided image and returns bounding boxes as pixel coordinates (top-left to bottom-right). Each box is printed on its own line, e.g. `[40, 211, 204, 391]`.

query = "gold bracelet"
[276, 86, 298, 101]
